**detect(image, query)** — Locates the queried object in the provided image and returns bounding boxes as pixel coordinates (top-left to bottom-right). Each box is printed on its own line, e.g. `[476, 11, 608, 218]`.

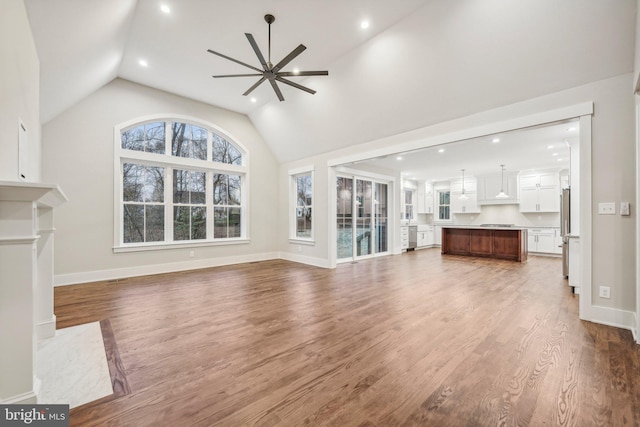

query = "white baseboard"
[278, 252, 331, 268]
[587, 305, 637, 339]
[54, 252, 280, 286]
[1, 387, 38, 405]
[36, 316, 56, 340]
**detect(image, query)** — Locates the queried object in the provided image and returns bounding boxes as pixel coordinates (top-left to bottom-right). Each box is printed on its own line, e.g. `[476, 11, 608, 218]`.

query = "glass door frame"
[334, 168, 395, 264]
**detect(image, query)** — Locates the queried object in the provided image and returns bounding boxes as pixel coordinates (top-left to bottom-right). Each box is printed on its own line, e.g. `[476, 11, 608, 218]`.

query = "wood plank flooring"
[54, 249, 640, 426]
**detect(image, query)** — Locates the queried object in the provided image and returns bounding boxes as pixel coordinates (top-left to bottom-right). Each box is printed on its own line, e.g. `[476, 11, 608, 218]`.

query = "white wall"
[0, 0, 41, 182]
[280, 73, 636, 314]
[42, 79, 279, 283]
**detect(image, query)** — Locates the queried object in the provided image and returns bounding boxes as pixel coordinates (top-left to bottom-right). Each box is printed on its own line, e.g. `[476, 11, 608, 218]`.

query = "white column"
[36, 207, 56, 339]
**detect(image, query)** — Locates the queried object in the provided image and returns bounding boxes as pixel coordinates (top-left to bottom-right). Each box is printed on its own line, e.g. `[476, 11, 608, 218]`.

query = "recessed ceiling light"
[492, 138, 500, 143]
[567, 127, 576, 131]
[160, 4, 171, 14]
[138, 59, 148, 67]
[552, 152, 559, 156]
[547, 145, 554, 149]
[250, 97, 257, 103]
[396, 156, 403, 160]
[360, 20, 370, 29]
[557, 158, 563, 162]
[438, 148, 445, 153]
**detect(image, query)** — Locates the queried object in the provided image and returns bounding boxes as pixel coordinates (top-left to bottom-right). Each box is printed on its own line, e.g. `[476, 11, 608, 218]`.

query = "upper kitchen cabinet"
[450, 178, 481, 213]
[518, 171, 560, 213]
[476, 172, 519, 205]
[417, 181, 434, 214]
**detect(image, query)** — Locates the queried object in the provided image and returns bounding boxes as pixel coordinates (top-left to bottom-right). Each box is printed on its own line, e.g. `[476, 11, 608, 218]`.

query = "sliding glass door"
[337, 177, 353, 259]
[337, 175, 389, 262]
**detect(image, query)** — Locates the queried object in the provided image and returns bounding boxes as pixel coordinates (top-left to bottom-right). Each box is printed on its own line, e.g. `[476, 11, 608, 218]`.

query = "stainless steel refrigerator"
[561, 188, 571, 277]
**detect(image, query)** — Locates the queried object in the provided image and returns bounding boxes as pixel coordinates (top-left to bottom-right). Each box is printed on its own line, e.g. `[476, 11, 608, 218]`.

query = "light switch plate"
[620, 202, 630, 216]
[598, 202, 616, 215]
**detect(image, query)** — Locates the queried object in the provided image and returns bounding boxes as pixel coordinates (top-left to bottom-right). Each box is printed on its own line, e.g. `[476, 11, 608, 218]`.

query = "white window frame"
[288, 165, 315, 244]
[435, 188, 452, 223]
[113, 115, 250, 252]
[403, 189, 415, 220]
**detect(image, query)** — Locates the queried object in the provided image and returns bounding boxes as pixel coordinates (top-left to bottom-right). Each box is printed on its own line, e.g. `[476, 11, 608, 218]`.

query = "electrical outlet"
[189, 250, 195, 258]
[598, 202, 616, 215]
[599, 286, 611, 299]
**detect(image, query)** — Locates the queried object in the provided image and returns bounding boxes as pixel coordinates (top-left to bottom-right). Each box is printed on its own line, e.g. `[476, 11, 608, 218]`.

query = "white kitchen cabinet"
[450, 178, 480, 213]
[400, 226, 409, 249]
[417, 182, 434, 214]
[434, 225, 442, 245]
[527, 228, 556, 253]
[424, 183, 434, 214]
[519, 172, 560, 213]
[476, 172, 519, 205]
[417, 225, 434, 247]
[451, 192, 481, 213]
[450, 178, 476, 194]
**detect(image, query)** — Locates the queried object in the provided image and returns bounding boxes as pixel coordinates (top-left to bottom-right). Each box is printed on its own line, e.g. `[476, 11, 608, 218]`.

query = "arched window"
[114, 117, 248, 250]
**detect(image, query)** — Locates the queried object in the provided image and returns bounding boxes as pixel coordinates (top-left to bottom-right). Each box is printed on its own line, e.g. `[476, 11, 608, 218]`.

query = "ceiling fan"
[207, 14, 328, 101]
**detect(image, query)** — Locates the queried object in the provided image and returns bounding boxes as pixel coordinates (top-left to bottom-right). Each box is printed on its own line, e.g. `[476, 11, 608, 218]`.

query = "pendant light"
[496, 164, 509, 199]
[459, 169, 469, 200]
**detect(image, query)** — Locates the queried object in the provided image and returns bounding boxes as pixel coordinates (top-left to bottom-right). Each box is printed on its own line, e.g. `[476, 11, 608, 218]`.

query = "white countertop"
[441, 225, 529, 231]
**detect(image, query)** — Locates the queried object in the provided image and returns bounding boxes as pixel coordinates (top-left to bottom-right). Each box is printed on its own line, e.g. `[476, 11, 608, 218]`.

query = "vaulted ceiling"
[25, 0, 635, 163]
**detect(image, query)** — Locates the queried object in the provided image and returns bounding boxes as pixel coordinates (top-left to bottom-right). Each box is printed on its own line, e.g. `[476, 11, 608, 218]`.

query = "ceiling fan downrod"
[265, 14, 275, 69]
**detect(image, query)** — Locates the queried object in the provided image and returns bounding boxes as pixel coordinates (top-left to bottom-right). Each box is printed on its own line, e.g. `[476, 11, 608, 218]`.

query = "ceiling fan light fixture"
[207, 14, 329, 101]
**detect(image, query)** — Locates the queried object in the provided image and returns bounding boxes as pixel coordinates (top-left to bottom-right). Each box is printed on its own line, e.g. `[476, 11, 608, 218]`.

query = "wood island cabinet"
[441, 227, 528, 262]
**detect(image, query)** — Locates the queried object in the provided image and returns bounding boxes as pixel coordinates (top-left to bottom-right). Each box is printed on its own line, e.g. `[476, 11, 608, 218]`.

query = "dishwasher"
[408, 226, 418, 250]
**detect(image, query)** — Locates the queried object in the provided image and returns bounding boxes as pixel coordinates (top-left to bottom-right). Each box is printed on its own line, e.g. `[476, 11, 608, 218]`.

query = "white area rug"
[37, 322, 113, 408]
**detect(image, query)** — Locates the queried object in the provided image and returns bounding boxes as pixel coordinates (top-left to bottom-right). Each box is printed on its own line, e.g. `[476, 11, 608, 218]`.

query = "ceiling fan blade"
[269, 80, 285, 101]
[207, 49, 263, 73]
[272, 44, 306, 73]
[245, 33, 269, 71]
[243, 76, 267, 96]
[275, 76, 316, 95]
[278, 70, 329, 77]
[213, 73, 263, 78]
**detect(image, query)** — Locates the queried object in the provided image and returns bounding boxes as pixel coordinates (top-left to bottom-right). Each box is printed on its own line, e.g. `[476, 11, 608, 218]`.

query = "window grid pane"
[171, 123, 207, 160]
[121, 122, 165, 153]
[212, 133, 242, 165]
[213, 173, 242, 239]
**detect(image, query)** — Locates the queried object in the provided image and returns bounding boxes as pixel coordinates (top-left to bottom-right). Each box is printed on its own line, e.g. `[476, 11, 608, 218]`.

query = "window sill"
[288, 238, 315, 246]
[113, 238, 250, 253]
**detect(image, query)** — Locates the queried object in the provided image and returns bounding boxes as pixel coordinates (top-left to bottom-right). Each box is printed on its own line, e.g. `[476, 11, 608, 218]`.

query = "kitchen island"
[441, 226, 528, 262]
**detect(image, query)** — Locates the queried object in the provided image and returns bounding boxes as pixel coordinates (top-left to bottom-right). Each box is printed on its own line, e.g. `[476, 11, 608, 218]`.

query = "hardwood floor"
[54, 249, 640, 426]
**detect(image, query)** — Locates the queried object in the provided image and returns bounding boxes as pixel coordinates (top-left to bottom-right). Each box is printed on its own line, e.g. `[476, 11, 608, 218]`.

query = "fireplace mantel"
[0, 180, 67, 404]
